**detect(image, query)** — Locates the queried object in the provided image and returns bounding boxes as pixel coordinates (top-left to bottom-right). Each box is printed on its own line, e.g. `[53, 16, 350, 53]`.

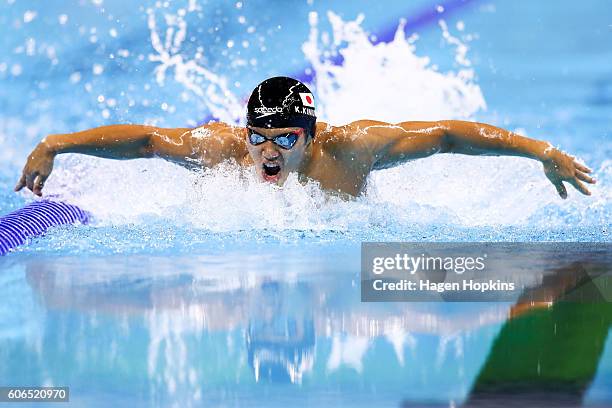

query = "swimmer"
[15, 76, 595, 198]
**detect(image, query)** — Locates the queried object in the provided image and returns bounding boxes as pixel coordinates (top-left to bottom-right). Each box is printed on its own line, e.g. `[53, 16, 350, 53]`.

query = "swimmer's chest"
[304, 148, 371, 196]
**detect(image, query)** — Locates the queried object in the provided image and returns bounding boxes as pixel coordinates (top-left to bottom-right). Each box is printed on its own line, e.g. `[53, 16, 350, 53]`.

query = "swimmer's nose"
[262, 147, 281, 161]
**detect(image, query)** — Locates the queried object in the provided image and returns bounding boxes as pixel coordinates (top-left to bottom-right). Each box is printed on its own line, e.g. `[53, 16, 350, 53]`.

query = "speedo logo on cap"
[254, 106, 283, 114]
[299, 93, 315, 108]
[254, 106, 283, 118]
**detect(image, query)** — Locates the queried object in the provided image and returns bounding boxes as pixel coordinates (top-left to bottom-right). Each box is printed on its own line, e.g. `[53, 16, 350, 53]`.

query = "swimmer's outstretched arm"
[15, 123, 243, 196]
[350, 119, 595, 198]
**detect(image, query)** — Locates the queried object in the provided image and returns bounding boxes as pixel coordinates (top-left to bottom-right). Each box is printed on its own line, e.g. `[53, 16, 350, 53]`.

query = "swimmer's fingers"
[32, 174, 47, 196]
[568, 178, 591, 196]
[545, 172, 567, 199]
[575, 170, 596, 185]
[25, 172, 38, 194]
[15, 170, 48, 196]
[14, 173, 26, 192]
[554, 181, 568, 199]
[574, 161, 592, 173]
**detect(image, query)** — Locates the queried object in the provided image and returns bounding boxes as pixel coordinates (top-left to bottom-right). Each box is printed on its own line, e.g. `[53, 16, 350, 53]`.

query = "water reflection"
[0, 247, 610, 407]
[462, 262, 612, 408]
[247, 281, 315, 384]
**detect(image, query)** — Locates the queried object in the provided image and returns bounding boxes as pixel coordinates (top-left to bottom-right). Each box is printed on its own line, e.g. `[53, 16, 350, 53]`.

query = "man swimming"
[15, 76, 595, 198]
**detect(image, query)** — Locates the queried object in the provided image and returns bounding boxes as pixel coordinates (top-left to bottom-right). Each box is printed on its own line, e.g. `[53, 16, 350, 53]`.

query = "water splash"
[146, 6, 242, 124]
[303, 11, 486, 124]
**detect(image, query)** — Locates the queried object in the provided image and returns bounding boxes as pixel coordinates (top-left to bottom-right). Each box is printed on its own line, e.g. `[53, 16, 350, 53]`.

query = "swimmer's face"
[246, 126, 309, 185]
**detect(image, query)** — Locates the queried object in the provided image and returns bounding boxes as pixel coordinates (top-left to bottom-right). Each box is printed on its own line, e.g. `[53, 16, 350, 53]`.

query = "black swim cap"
[246, 76, 317, 139]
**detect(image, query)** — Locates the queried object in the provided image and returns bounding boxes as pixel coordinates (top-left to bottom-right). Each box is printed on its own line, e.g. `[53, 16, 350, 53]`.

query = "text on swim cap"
[294, 106, 315, 117]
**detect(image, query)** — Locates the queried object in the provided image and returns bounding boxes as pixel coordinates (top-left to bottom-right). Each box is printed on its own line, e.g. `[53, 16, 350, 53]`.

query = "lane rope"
[0, 200, 89, 256]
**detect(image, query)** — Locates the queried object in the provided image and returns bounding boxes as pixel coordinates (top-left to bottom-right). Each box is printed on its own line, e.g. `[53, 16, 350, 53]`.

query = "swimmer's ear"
[307, 124, 316, 143]
[299, 128, 311, 145]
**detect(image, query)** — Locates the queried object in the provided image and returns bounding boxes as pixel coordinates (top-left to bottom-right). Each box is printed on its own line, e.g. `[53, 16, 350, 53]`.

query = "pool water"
[1, 0, 611, 406]
[2, 245, 612, 407]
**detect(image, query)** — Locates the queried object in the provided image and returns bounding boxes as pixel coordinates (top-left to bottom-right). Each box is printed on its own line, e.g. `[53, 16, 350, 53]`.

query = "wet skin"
[16, 119, 595, 198]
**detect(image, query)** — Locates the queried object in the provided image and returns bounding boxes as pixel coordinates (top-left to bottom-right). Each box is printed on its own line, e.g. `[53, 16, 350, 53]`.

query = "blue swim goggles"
[248, 129, 300, 150]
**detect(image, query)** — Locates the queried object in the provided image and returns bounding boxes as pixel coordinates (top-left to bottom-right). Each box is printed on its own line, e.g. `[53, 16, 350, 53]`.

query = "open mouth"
[262, 162, 282, 182]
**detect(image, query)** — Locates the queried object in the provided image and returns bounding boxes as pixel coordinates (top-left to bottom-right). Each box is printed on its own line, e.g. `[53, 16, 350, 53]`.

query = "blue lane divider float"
[0, 200, 89, 256]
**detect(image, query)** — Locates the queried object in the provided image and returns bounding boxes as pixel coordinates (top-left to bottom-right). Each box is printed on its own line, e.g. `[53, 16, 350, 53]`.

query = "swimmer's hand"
[14, 140, 56, 196]
[541, 148, 595, 199]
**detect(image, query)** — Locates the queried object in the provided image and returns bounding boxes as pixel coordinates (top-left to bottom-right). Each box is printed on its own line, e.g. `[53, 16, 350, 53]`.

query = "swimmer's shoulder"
[314, 120, 377, 154]
[189, 122, 248, 164]
[313, 122, 347, 149]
